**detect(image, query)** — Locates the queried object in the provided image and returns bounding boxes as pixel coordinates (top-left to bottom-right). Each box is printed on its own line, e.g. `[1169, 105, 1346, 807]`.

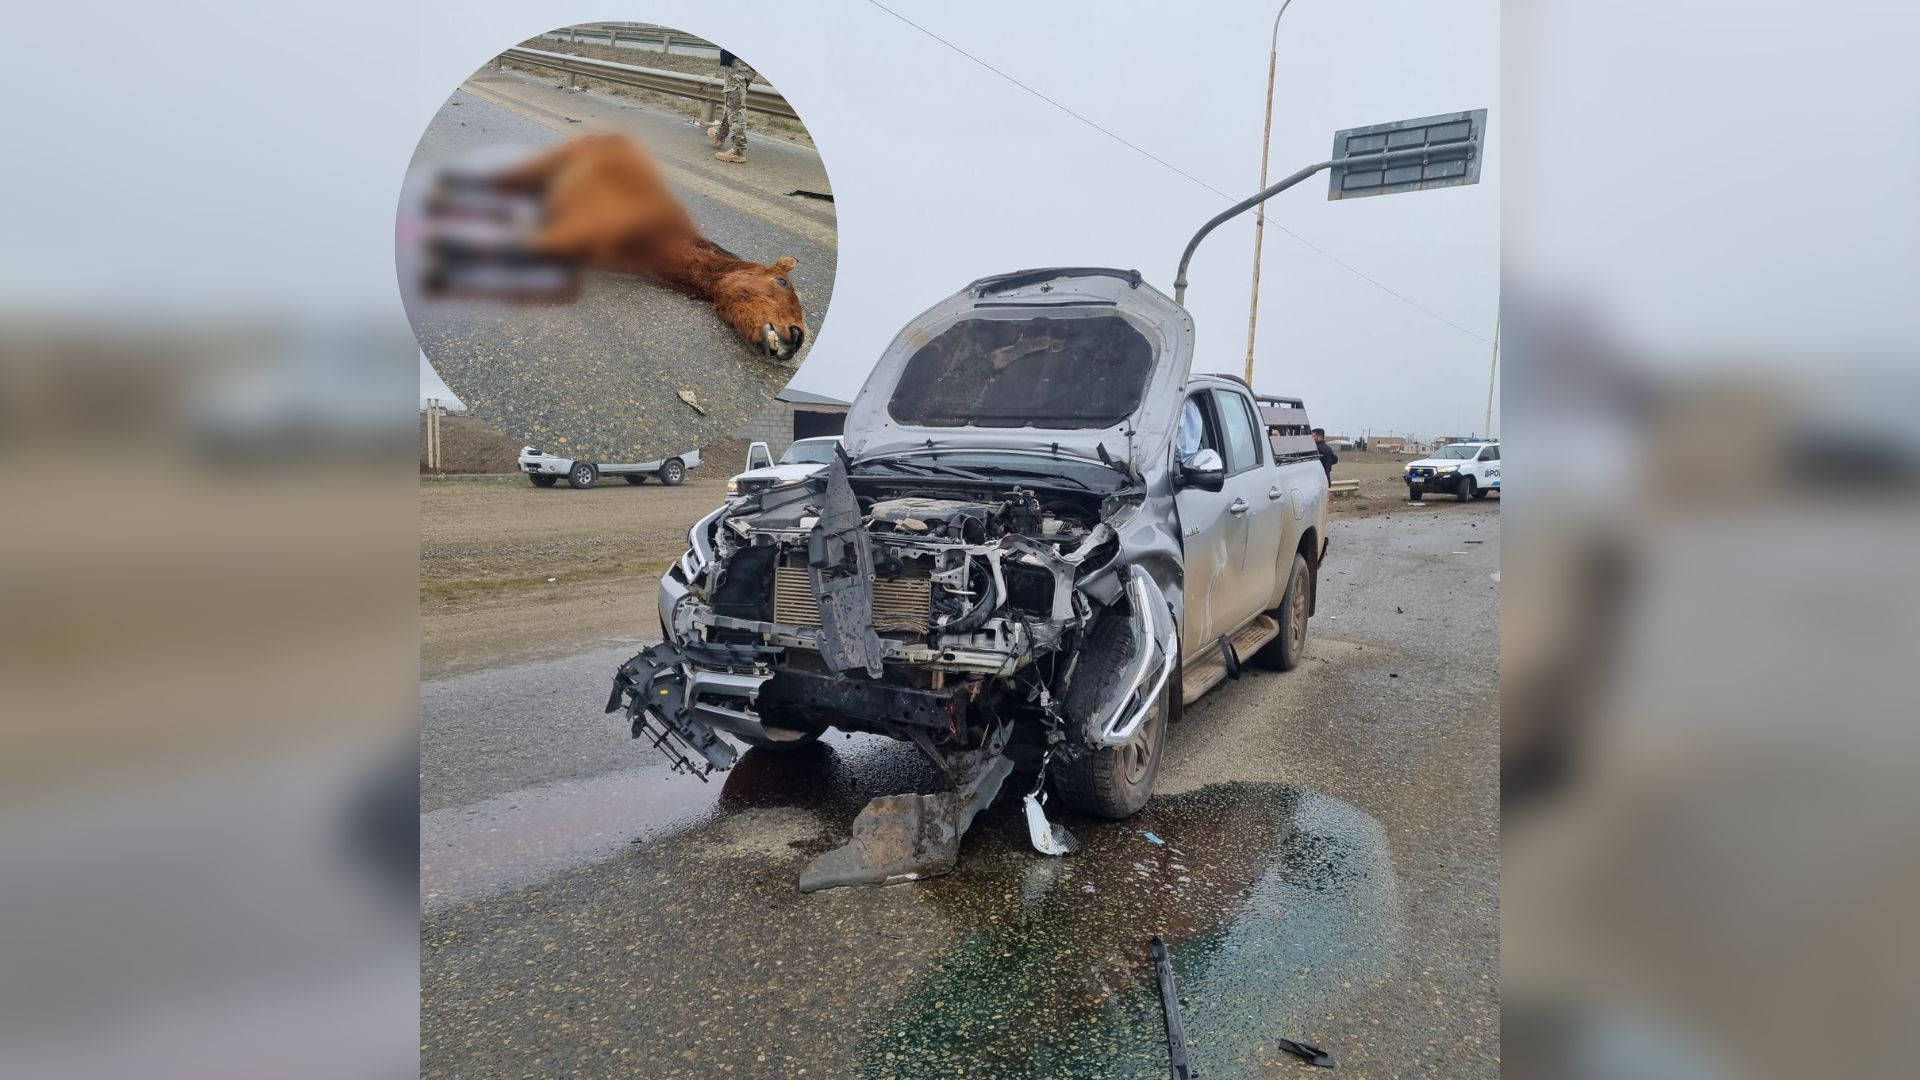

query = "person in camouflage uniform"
[708, 49, 754, 163]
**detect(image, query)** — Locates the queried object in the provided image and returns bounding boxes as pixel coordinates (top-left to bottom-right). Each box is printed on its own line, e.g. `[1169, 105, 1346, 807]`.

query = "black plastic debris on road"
[786, 189, 835, 201]
[1277, 1037, 1334, 1067]
[1150, 936, 1195, 1079]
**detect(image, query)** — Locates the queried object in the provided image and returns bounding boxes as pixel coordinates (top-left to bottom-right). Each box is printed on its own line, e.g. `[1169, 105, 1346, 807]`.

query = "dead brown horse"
[495, 133, 806, 359]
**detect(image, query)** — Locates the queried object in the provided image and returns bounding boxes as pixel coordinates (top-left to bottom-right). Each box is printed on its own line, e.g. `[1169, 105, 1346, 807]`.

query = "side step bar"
[1180, 614, 1281, 706]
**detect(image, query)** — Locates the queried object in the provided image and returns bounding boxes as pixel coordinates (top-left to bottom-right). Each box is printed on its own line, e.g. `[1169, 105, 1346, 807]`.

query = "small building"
[1371, 436, 1408, 453]
[732, 385, 852, 458]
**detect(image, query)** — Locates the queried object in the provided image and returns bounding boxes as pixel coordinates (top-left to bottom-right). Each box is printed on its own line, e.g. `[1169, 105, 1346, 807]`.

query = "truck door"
[1477, 444, 1501, 489]
[1172, 393, 1234, 659]
[1214, 388, 1284, 622]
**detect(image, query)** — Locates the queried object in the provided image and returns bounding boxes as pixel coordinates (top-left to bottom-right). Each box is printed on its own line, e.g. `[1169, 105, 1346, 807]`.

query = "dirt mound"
[421, 413, 522, 473]
[699, 436, 753, 475]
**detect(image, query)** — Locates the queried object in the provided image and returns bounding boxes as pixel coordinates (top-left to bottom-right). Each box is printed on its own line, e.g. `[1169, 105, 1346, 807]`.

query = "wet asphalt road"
[421, 502, 1500, 1077]
[401, 71, 838, 463]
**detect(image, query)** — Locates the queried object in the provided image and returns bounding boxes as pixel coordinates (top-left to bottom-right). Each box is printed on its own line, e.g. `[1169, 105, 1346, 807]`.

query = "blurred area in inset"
[1503, 3, 1920, 1077]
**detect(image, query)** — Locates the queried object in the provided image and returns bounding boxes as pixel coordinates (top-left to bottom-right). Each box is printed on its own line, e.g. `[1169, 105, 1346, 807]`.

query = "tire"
[734, 729, 822, 751]
[566, 462, 597, 489]
[529, 474, 558, 488]
[1408, 485, 1423, 502]
[1054, 614, 1170, 819]
[659, 458, 686, 486]
[1251, 553, 1311, 671]
[1456, 476, 1476, 502]
[623, 474, 648, 485]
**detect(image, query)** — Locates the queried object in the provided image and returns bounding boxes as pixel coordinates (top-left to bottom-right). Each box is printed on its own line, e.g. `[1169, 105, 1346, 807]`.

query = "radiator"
[773, 563, 931, 632]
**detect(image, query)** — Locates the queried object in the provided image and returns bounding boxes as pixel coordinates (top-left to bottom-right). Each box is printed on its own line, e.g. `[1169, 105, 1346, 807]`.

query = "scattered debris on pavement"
[1150, 937, 1194, 1079]
[798, 725, 1014, 891]
[1277, 1037, 1335, 1068]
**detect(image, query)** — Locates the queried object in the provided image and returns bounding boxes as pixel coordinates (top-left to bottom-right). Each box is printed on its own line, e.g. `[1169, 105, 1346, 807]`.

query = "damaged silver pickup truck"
[608, 267, 1329, 888]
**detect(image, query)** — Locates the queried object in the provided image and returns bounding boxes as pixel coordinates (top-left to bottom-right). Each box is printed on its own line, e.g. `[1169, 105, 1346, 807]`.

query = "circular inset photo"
[398, 21, 836, 464]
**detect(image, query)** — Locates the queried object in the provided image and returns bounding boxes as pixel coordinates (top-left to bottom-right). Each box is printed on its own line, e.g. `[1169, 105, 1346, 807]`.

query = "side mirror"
[1178, 448, 1226, 492]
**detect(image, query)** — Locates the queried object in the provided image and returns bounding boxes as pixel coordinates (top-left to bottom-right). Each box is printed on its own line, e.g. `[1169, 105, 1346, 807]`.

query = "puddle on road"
[421, 733, 943, 910]
[857, 783, 1402, 1078]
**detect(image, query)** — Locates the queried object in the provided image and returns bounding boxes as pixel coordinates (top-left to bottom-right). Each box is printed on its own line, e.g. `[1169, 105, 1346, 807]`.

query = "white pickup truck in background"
[519, 446, 702, 489]
[1404, 441, 1500, 502]
[726, 436, 842, 497]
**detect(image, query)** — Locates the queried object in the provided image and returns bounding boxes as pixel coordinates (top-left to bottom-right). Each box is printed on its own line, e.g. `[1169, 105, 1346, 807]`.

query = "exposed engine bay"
[608, 454, 1177, 889]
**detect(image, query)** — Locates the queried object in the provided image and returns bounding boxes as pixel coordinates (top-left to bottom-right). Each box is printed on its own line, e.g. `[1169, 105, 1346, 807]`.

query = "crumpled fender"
[1072, 564, 1178, 747]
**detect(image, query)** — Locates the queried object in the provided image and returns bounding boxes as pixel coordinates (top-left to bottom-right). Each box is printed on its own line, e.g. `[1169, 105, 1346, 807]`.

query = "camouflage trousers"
[716, 63, 755, 155]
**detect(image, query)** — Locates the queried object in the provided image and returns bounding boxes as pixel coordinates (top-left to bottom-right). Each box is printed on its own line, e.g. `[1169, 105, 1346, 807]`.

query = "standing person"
[708, 49, 754, 164]
[1312, 427, 1338, 481]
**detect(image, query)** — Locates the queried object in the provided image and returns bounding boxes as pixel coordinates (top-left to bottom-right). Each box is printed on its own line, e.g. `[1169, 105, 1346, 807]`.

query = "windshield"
[887, 313, 1153, 429]
[779, 440, 839, 465]
[1433, 445, 1480, 459]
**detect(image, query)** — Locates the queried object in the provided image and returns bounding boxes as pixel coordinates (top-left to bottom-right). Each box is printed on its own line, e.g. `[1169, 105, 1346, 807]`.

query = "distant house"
[1371, 436, 1408, 453]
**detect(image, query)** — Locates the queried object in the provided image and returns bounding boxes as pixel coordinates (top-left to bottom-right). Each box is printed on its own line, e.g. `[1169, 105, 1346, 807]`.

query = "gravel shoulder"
[419, 474, 727, 678]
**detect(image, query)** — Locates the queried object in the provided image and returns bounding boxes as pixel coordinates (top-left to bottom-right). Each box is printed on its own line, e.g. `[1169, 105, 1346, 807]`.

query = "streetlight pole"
[1483, 316, 1500, 437]
[1243, 0, 1297, 386]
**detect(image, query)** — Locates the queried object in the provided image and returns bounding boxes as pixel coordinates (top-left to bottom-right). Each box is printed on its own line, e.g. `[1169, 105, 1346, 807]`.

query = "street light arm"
[1271, 0, 1295, 49]
[1174, 142, 1452, 306]
[1176, 158, 1332, 306]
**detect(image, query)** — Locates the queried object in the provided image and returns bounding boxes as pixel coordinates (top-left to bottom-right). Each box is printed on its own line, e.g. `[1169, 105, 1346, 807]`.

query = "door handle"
[1228, 498, 1250, 516]
[1268, 486, 1284, 500]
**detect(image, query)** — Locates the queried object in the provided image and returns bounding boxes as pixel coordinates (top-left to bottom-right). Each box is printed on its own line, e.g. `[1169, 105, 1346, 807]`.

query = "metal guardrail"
[541, 25, 718, 53]
[1329, 478, 1360, 495]
[496, 47, 797, 122]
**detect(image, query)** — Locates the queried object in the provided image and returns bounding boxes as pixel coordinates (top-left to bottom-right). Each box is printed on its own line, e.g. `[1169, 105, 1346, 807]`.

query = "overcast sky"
[418, 0, 1498, 440]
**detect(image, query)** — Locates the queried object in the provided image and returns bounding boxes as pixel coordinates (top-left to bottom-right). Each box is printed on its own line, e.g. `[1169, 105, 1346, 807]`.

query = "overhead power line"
[862, 0, 1494, 346]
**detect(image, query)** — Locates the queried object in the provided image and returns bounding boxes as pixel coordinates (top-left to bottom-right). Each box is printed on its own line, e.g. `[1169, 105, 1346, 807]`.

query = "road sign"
[1328, 109, 1487, 200]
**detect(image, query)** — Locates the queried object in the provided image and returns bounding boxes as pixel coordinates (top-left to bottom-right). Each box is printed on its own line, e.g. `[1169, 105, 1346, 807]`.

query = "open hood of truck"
[842, 268, 1194, 469]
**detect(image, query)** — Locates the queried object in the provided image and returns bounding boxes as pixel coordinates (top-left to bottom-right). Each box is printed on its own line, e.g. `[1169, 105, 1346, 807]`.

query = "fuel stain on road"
[421, 775, 1398, 1078]
[858, 783, 1399, 1078]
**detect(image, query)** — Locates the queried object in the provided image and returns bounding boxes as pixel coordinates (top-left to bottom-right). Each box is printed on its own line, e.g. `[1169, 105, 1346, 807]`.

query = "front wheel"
[1408, 485, 1423, 502]
[529, 474, 558, 488]
[567, 462, 597, 489]
[1054, 614, 1170, 819]
[659, 458, 686, 486]
[1456, 476, 1476, 502]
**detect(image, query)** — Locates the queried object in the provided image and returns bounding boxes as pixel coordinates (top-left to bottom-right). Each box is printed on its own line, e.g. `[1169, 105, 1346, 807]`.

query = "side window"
[1214, 390, 1261, 473]
[1480, 445, 1499, 461]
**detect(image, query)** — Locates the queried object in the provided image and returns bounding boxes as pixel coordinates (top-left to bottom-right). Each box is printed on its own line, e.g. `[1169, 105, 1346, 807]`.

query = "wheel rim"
[667, 464, 681, 482]
[1123, 697, 1162, 786]
[1290, 564, 1309, 650]
[575, 467, 590, 484]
